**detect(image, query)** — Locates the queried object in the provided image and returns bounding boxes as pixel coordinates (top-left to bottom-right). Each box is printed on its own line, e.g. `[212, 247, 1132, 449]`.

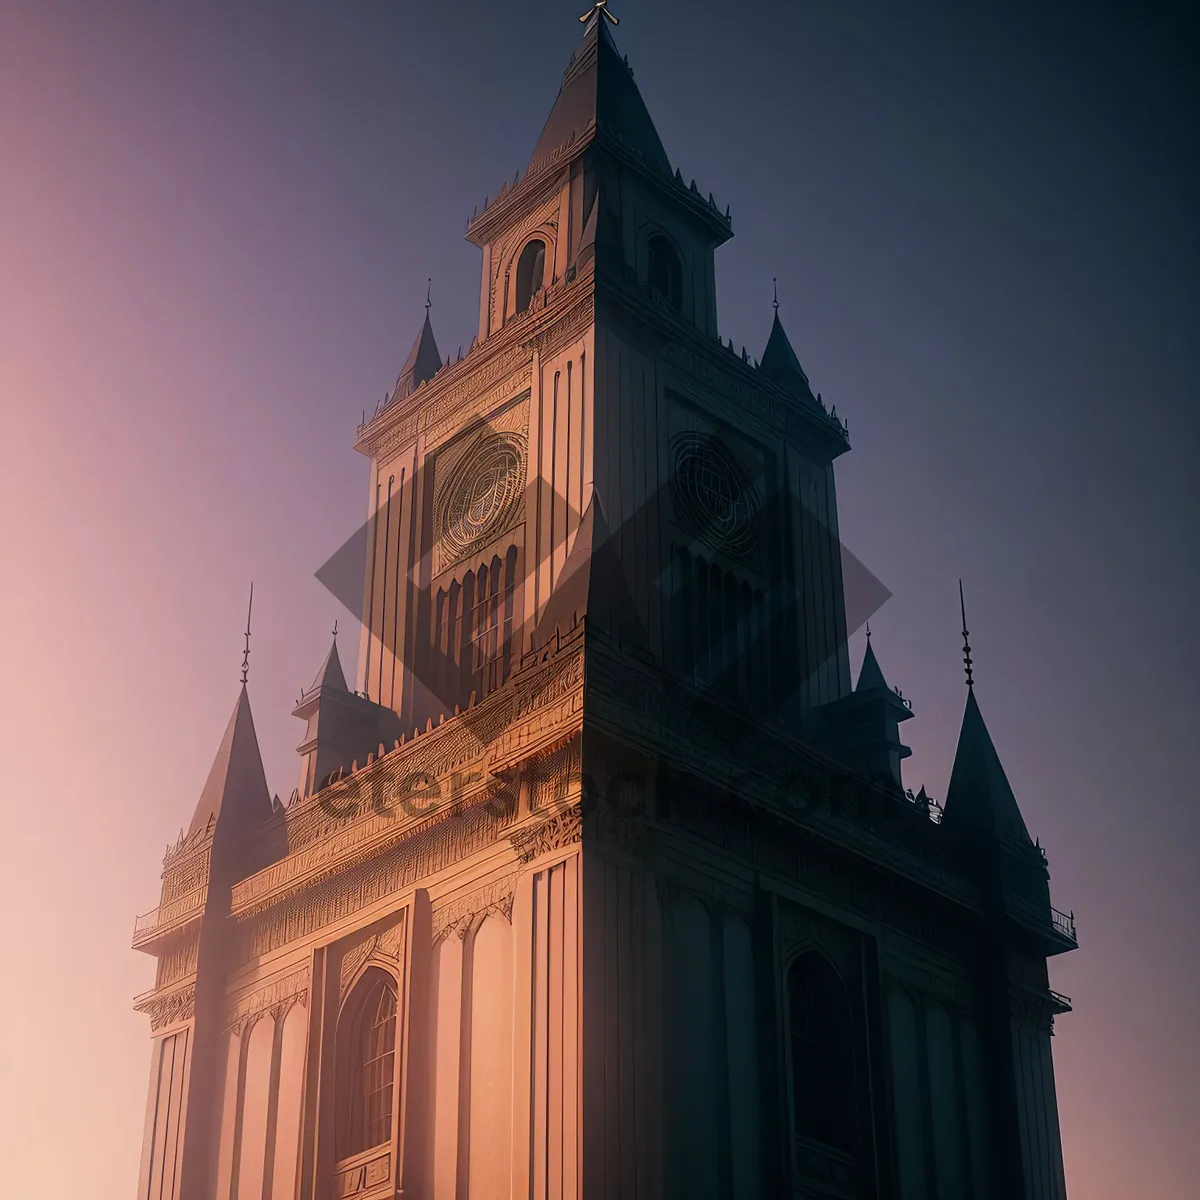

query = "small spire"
[772, 276, 779, 312]
[240, 583, 254, 686]
[425, 278, 432, 311]
[959, 578, 974, 689]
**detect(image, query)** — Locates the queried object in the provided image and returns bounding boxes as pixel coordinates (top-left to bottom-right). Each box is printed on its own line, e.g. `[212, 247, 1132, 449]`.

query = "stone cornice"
[234, 793, 519, 964]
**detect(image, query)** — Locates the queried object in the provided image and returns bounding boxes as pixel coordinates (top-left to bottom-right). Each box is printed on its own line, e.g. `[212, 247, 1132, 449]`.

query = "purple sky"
[1, 1, 1196, 1195]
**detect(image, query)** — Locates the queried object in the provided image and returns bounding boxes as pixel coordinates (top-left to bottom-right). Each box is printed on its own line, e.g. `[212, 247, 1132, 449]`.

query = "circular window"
[670, 432, 760, 558]
[438, 433, 526, 560]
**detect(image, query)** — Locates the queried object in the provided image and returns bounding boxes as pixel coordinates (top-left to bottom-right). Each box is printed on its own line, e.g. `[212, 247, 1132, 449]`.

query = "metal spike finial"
[958, 579, 974, 689]
[425, 278, 432, 311]
[773, 277, 779, 311]
[332, 618, 338, 640]
[240, 583, 254, 686]
[865, 620, 872, 643]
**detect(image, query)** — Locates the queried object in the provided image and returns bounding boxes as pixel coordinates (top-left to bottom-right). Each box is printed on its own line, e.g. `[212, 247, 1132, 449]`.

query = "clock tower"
[132, 10, 1077, 1199]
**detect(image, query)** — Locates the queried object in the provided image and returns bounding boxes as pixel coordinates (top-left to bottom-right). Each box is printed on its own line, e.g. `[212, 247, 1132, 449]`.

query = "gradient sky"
[1, 1, 1196, 1196]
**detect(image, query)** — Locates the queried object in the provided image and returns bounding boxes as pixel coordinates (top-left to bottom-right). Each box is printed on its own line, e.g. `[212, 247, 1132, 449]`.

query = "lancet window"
[786, 952, 858, 1154]
[337, 968, 398, 1160]
[673, 546, 771, 711]
[429, 543, 520, 717]
[649, 233, 683, 311]
[515, 238, 547, 314]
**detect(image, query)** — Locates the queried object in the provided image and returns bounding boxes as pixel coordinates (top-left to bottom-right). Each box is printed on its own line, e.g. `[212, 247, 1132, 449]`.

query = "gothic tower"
[132, 10, 1077, 1199]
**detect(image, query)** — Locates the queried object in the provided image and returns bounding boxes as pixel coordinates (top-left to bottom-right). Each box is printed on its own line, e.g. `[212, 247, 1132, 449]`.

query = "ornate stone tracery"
[136, 983, 196, 1032]
[431, 875, 518, 943]
[225, 966, 310, 1035]
[510, 803, 583, 863]
[436, 431, 527, 567]
[339, 914, 407, 1001]
[669, 430, 762, 558]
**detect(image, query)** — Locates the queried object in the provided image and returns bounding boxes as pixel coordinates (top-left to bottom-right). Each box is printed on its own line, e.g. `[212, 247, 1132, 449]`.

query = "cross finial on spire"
[240, 583, 254, 686]
[958, 578, 974, 689]
[579, 0, 618, 26]
[425, 278, 432, 311]
[773, 277, 779, 311]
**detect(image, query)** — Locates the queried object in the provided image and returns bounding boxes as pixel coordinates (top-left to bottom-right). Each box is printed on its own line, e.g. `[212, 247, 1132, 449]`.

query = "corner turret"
[293, 632, 404, 799]
[814, 627, 914, 789]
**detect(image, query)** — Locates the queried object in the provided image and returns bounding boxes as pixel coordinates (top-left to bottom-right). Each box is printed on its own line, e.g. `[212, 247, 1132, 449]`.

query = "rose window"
[438, 433, 526, 560]
[670, 432, 761, 558]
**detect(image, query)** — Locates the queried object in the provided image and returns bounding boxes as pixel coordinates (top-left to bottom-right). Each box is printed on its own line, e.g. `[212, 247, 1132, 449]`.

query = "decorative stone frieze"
[431, 875, 518, 944]
[225, 966, 310, 1035]
[237, 797, 518, 963]
[135, 983, 196, 1032]
[510, 803, 583, 863]
[156, 935, 199, 989]
[339, 913, 406, 1000]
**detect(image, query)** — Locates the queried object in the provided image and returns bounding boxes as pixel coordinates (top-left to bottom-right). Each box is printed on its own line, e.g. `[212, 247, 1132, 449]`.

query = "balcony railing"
[1051, 906, 1076, 942]
[131, 907, 161, 949]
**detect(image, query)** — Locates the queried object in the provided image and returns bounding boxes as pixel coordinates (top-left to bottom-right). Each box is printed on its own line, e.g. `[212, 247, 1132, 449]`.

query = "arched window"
[337, 968, 398, 1160]
[648, 234, 683, 311]
[515, 239, 546, 314]
[786, 952, 857, 1154]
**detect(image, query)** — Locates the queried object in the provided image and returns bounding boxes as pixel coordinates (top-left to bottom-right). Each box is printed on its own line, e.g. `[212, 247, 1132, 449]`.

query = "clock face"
[670, 431, 761, 559]
[438, 432, 526, 562]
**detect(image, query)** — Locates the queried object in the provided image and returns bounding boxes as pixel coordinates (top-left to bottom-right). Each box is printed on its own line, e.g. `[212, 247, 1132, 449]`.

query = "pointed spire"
[760, 301, 812, 395]
[307, 628, 348, 695]
[395, 295, 442, 401]
[942, 688, 1033, 846]
[528, 5, 670, 179]
[855, 634, 890, 693]
[187, 686, 273, 838]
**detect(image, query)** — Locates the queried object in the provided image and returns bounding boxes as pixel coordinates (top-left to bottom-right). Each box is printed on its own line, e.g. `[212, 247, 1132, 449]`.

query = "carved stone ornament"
[334, 1148, 391, 1198]
[136, 983, 196, 1032]
[669, 431, 762, 559]
[510, 803, 583, 864]
[432, 874, 518, 944]
[436, 431, 527, 565]
[225, 966, 310, 1035]
[339, 914, 408, 1001]
[238, 791, 521, 964]
[156, 934, 199, 989]
[1008, 983, 1058, 1035]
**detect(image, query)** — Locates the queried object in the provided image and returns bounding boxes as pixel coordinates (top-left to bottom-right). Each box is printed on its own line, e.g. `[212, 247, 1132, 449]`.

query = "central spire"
[527, 4, 671, 178]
